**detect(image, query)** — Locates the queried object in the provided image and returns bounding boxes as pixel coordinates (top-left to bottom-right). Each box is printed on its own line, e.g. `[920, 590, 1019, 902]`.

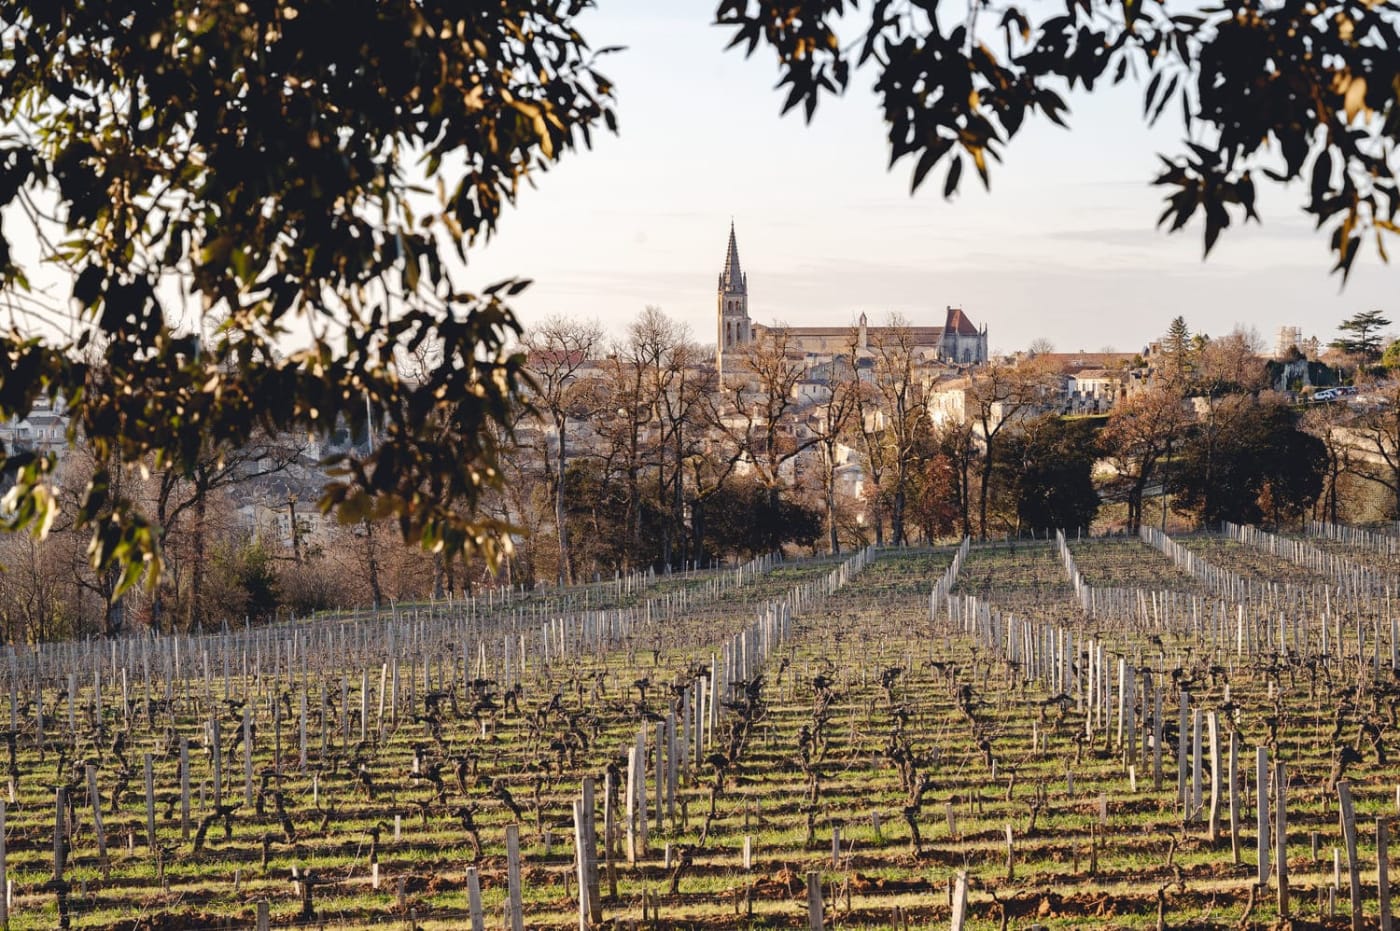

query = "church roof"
[755, 323, 947, 342]
[1030, 352, 1138, 372]
[944, 307, 979, 336]
[719, 222, 746, 294]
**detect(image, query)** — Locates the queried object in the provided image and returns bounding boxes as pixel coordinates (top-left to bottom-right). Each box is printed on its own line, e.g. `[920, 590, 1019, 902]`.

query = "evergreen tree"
[1162, 316, 1194, 387]
[1330, 310, 1392, 360]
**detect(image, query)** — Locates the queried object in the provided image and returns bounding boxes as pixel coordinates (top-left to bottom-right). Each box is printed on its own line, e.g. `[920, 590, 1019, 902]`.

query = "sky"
[463, 0, 1397, 357]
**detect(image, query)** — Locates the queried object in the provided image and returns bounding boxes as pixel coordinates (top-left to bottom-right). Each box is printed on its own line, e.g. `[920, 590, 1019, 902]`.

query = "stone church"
[714, 223, 988, 376]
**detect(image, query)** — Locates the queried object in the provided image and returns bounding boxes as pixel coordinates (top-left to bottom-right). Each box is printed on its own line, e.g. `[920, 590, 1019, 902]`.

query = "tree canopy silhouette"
[1, 0, 1394, 590]
[717, 0, 1400, 276]
[0, 1, 616, 591]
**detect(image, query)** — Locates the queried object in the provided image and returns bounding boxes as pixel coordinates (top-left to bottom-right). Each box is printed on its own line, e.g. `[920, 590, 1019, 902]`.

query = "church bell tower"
[716, 222, 750, 377]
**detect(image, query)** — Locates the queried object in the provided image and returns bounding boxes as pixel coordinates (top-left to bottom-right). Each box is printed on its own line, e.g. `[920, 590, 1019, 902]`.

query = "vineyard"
[4, 528, 1400, 930]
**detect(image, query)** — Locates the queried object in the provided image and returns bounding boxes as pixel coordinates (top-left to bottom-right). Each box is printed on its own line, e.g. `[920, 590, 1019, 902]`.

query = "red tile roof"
[944, 307, 979, 336]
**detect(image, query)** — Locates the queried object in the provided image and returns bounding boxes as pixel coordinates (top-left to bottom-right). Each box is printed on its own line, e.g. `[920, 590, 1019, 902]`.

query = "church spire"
[716, 220, 752, 377]
[719, 221, 746, 294]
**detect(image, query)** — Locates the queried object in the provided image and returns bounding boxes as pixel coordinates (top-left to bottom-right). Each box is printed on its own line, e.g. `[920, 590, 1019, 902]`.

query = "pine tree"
[1162, 316, 1194, 388]
[1330, 310, 1392, 361]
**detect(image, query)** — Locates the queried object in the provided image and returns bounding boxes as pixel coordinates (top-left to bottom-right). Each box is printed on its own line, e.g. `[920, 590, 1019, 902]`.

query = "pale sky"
[465, 0, 1397, 357]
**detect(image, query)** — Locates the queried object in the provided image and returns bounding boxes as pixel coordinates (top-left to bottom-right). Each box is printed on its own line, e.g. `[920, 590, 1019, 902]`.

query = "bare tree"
[147, 434, 306, 631]
[842, 330, 890, 546]
[592, 307, 678, 570]
[1101, 386, 1191, 534]
[717, 327, 820, 524]
[0, 532, 76, 643]
[1197, 328, 1269, 397]
[811, 356, 860, 554]
[1300, 401, 1356, 524]
[967, 362, 1058, 538]
[931, 415, 978, 539]
[868, 315, 931, 546]
[653, 336, 713, 569]
[523, 316, 605, 584]
[1345, 377, 1400, 517]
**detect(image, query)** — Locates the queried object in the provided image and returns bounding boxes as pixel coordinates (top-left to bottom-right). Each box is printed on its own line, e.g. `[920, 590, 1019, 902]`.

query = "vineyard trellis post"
[0, 800, 7, 931]
[950, 870, 968, 931]
[143, 752, 156, 850]
[1338, 780, 1362, 931]
[1276, 761, 1289, 918]
[1379, 818, 1393, 931]
[463, 866, 484, 931]
[806, 870, 824, 931]
[581, 776, 601, 921]
[505, 822, 524, 931]
[1257, 747, 1269, 890]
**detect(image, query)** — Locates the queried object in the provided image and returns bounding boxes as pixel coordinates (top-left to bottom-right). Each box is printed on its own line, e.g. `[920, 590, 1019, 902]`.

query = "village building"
[714, 223, 988, 378]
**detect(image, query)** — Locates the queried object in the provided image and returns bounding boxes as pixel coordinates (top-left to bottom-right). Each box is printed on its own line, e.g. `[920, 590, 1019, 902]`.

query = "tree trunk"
[149, 539, 166, 636]
[288, 496, 302, 564]
[1127, 472, 1149, 535]
[555, 412, 571, 585]
[102, 567, 124, 638]
[825, 445, 840, 555]
[891, 453, 908, 546]
[979, 447, 995, 540]
[364, 520, 384, 610]
[190, 492, 208, 630]
[870, 494, 885, 547]
[766, 483, 782, 553]
[957, 453, 973, 539]
[432, 552, 446, 600]
[691, 498, 707, 567]
[626, 461, 640, 572]
[671, 428, 684, 570]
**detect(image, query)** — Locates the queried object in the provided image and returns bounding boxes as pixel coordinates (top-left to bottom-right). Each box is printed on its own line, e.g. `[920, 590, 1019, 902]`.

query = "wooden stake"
[1206, 711, 1221, 841]
[505, 823, 524, 931]
[465, 867, 484, 931]
[1256, 747, 1270, 890]
[1275, 761, 1289, 919]
[1228, 732, 1240, 864]
[573, 800, 590, 931]
[0, 801, 8, 931]
[1338, 781, 1362, 931]
[144, 752, 156, 850]
[806, 871, 824, 931]
[1379, 818, 1393, 931]
[180, 738, 191, 841]
[950, 870, 969, 931]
